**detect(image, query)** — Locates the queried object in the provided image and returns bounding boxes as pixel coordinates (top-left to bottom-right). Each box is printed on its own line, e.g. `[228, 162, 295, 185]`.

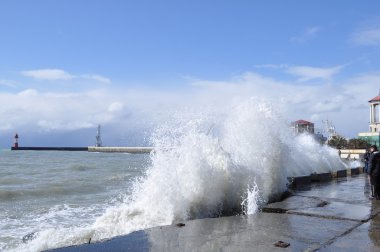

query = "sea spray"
[347, 160, 362, 168]
[241, 182, 261, 215]
[92, 117, 242, 239]
[220, 99, 289, 202]
[12, 98, 347, 251]
[93, 98, 346, 237]
[286, 133, 346, 176]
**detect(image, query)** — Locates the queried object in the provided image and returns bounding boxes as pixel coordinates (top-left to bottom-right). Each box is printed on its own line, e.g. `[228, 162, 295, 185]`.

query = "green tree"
[347, 138, 369, 149]
[327, 135, 348, 149]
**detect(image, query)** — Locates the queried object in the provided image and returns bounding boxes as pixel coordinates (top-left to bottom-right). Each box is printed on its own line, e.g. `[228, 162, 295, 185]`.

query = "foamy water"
[3, 98, 350, 251]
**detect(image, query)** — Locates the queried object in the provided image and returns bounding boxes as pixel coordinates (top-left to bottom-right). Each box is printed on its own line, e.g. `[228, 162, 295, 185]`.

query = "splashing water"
[241, 182, 261, 215]
[13, 98, 347, 251]
[347, 160, 363, 168]
[91, 98, 346, 239]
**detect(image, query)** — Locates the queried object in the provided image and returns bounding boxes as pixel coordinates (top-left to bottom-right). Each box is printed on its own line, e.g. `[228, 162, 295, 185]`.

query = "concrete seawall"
[88, 147, 153, 154]
[287, 167, 363, 188]
[48, 166, 380, 252]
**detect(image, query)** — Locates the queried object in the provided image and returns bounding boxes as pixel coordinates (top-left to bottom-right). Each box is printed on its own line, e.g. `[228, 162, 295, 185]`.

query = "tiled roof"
[293, 120, 313, 125]
[369, 95, 380, 102]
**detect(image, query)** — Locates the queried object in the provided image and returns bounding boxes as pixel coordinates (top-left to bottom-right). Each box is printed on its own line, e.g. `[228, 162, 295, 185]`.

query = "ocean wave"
[10, 97, 347, 251]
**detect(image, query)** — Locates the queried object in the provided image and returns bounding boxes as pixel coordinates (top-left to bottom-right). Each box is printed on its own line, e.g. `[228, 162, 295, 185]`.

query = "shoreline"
[47, 167, 380, 252]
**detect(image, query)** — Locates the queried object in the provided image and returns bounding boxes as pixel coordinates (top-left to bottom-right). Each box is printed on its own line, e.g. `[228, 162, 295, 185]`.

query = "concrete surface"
[87, 147, 153, 154]
[48, 174, 380, 252]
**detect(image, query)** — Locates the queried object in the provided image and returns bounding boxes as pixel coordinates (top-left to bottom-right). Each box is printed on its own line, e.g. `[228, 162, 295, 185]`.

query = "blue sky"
[1, 1, 380, 147]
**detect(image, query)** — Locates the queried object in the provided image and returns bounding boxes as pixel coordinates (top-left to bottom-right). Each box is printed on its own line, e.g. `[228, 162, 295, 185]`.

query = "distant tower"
[14, 133, 19, 149]
[95, 125, 102, 147]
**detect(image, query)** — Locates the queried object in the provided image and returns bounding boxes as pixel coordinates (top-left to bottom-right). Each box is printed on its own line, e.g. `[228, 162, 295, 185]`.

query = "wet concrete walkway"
[50, 174, 380, 252]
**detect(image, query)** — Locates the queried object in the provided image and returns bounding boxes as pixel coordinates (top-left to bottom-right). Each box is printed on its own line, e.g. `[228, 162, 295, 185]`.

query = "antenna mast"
[322, 120, 337, 140]
[96, 125, 102, 147]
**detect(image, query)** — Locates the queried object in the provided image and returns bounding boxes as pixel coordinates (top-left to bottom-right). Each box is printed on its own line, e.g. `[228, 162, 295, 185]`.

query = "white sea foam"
[91, 98, 346, 240]
[13, 98, 347, 251]
[347, 159, 363, 168]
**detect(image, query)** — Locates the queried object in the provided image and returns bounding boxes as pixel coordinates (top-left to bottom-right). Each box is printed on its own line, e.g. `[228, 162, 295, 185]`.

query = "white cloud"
[285, 65, 344, 82]
[290, 26, 322, 43]
[21, 69, 74, 80]
[351, 27, 380, 46]
[0, 123, 12, 131]
[350, 17, 380, 47]
[0, 70, 377, 146]
[18, 89, 38, 97]
[37, 120, 94, 131]
[253, 64, 344, 82]
[310, 96, 346, 113]
[21, 68, 111, 83]
[183, 71, 374, 137]
[253, 64, 288, 69]
[81, 75, 111, 84]
[0, 79, 17, 88]
[108, 102, 124, 112]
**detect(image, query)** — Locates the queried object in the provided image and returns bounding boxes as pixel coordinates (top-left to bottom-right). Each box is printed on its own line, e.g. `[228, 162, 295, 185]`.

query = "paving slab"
[294, 175, 372, 205]
[288, 201, 371, 222]
[320, 212, 380, 252]
[263, 195, 327, 213]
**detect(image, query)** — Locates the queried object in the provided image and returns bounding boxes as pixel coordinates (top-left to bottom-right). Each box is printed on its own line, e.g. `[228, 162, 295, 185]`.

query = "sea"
[0, 98, 354, 252]
[0, 151, 150, 251]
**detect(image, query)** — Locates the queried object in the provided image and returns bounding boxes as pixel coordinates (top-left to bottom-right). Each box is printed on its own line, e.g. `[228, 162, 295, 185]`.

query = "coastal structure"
[11, 133, 88, 151]
[88, 146, 153, 153]
[10, 129, 153, 154]
[322, 119, 338, 141]
[291, 120, 314, 134]
[50, 168, 373, 252]
[358, 92, 380, 146]
[13, 133, 19, 148]
[291, 119, 326, 144]
[95, 125, 102, 147]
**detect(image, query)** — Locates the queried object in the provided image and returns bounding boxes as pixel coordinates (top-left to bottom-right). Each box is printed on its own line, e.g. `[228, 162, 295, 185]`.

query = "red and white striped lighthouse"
[14, 133, 19, 149]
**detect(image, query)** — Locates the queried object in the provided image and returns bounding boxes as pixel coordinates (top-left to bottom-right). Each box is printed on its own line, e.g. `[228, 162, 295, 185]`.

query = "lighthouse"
[13, 133, 19, 149]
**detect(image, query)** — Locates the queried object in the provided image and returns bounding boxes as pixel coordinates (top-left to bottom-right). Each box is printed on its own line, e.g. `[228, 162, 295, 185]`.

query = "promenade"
[50, 173, 380, 252]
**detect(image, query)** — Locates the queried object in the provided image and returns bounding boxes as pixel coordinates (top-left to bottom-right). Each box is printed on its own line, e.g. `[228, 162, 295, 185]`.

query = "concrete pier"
[88, 147, 153, 154]
[48, 167, 380, 252]
[11, 147, 88, 151]
[11, 146, 153, 153]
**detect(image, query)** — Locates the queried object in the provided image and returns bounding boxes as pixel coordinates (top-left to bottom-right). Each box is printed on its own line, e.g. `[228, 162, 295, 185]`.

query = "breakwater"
[88, 147, 153, 154]
[11, 147, 88, 151]
[10, 146, 153, 153]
